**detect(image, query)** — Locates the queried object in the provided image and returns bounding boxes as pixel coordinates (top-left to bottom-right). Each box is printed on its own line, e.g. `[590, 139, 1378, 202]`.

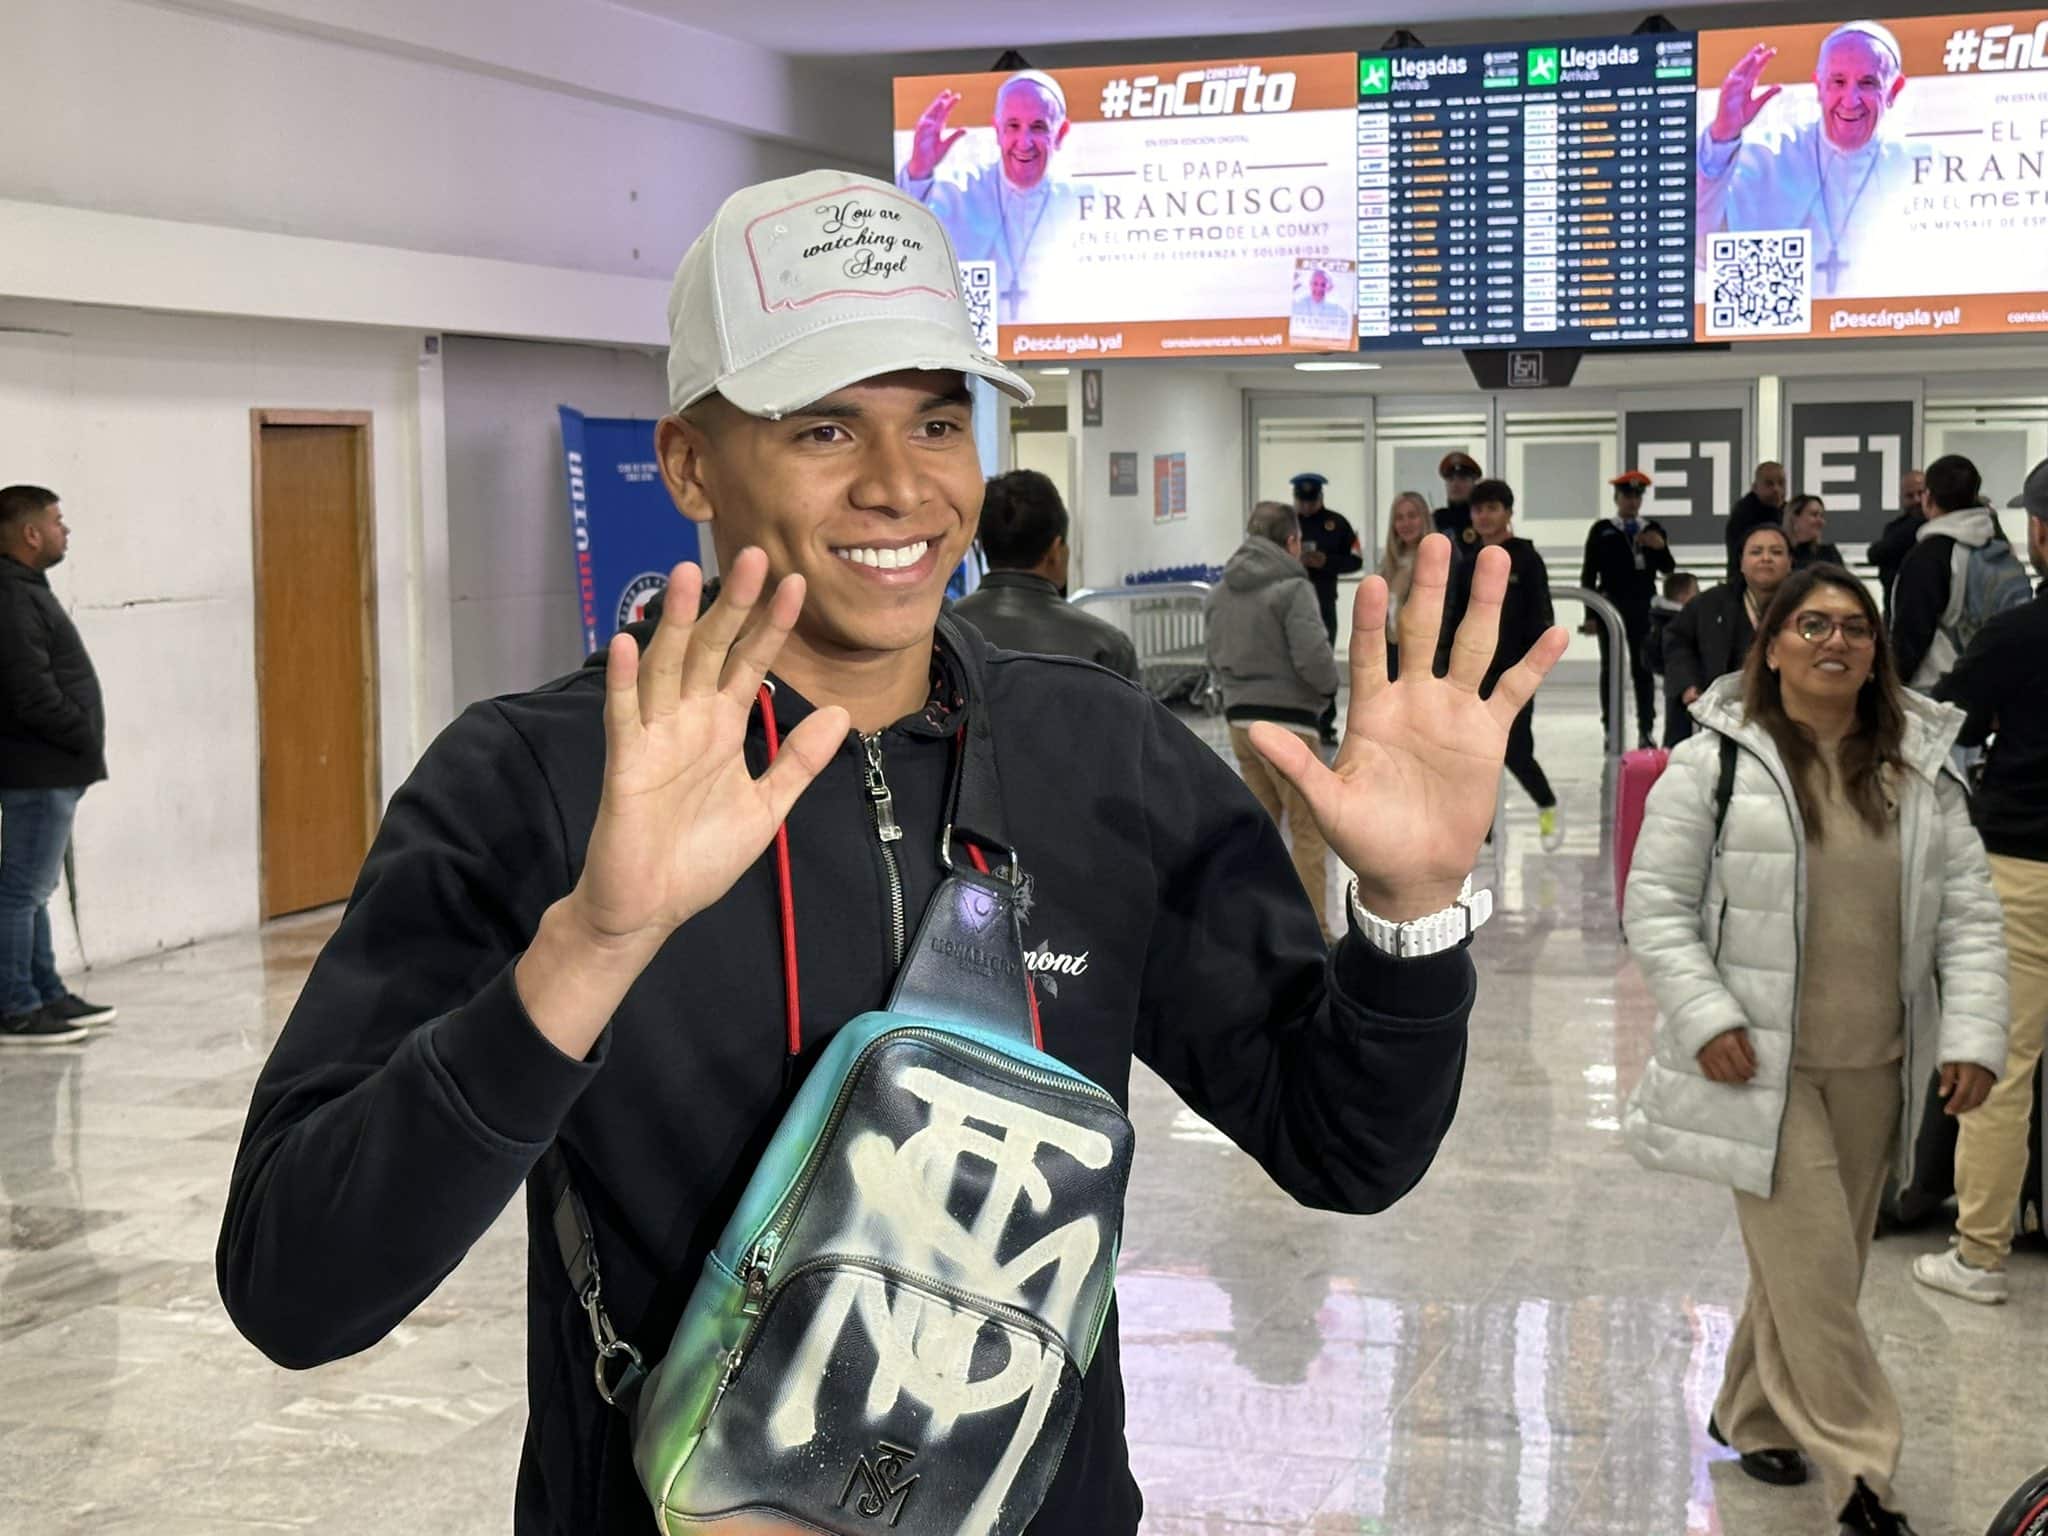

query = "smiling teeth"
[834, 541, 928, 571]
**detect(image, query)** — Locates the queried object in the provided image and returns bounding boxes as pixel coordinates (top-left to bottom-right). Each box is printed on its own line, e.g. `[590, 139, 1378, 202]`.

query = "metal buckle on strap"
[577, 1254, 645, 1407]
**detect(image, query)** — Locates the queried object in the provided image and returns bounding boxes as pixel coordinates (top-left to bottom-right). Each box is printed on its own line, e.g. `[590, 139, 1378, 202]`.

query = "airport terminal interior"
[4, 1, 2048, 1533]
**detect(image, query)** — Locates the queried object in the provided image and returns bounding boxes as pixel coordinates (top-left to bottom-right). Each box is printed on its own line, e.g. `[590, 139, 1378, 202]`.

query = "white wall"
[0, 0, 877, 345]
[1073, 366, 1248, 589]
[1, 0, 869, 281]
[441, 336, 669, 708]
[0, 298, 435, 971]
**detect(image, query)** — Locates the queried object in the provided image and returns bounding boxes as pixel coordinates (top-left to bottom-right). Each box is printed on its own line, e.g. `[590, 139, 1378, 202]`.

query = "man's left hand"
[1250, 535, 1569, 921]
[1638, 529, 1666, 551]
[1301, 548, 1328, 569]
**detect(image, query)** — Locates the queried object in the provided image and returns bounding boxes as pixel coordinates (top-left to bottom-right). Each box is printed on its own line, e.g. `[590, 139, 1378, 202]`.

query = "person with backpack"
[1622, 566, 2007, 1536]
[1914, 457, 2048, 1306]
[1890, 454, 2033, 690]
[214, 170, 1568, 1536]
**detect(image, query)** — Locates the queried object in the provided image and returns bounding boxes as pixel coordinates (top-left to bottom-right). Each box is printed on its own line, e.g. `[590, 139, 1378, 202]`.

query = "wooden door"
[252, 413, 380, 918]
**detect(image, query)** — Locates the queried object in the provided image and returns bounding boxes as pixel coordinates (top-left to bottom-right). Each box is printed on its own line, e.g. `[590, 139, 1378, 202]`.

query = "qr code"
[959, 260, 998, 352]
[1705, 231, 1812, 337]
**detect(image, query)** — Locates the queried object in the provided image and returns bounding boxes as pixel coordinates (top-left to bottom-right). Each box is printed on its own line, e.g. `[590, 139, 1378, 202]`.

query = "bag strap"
[538, 1143, 646, 1409]
[1713, 734, 1739, 841]
[884, 867, 1037, 1044]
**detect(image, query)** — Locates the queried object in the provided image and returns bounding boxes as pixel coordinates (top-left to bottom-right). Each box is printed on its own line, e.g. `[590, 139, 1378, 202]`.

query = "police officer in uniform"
[1435, 452, 1483, 543]
[1580, 469, 1674, 749]
[1289, 472, 1360, 746]
[1289, 472, 1362, 645]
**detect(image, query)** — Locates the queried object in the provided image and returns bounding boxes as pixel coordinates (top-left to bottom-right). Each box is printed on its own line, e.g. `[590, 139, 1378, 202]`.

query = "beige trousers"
[1955, 852, 2048, 1268]
[1718, 1063, 1903, 1514]
[1228, 725, 1330, 935]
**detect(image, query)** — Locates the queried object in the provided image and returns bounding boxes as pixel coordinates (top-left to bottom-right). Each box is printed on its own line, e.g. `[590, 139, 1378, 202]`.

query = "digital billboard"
[891, 56, 1358, 360]
[1695, 11, 2048, 341]
[1357, 33, 1701, 350]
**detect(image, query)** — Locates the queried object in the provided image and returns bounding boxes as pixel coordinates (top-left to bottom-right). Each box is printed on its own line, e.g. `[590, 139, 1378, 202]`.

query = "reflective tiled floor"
[3, 686, 2044, 1534]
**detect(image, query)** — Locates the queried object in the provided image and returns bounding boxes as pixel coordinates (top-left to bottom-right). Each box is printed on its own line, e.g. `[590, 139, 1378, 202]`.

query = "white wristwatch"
[1347, 876, 1492, 959]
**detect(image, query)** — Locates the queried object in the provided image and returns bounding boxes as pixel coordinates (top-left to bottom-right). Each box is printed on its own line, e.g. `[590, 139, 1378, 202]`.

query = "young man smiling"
[218, 171, 1566, 1534]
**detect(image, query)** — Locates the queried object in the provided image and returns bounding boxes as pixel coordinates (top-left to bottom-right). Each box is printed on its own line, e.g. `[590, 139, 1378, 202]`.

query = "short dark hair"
[1925, 455, 1983, 514]
[0, 485, 59, 537]
[1247, 500, 1299, 545]
[1665, 571, 1700, 600]
[977, 470, 1069, 569]
[1469, 478, 1513, 511]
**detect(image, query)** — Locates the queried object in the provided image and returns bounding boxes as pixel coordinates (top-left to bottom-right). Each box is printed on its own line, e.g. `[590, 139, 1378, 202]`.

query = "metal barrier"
[1557, 586, 1631, 760]
[1068, 583, 1217, 709]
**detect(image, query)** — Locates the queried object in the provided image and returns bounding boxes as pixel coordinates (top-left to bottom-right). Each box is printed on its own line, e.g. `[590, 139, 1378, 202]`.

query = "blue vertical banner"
[560, 407, 699, 657]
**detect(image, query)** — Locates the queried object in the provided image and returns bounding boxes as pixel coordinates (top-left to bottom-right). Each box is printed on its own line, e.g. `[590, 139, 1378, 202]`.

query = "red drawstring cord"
[756, 686, 802, 1057]
[755, 695, 1040, 1058]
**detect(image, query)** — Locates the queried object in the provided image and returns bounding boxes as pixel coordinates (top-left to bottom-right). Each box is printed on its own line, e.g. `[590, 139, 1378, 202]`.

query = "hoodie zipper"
[862, 732, 908, 969]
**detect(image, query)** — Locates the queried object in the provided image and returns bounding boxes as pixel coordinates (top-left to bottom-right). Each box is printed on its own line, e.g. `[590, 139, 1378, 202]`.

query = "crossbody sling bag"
[543, 665, 1135, 1535]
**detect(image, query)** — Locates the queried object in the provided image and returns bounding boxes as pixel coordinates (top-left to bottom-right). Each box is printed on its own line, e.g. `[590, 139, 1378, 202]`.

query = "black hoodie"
[1935, 582, 2048, 862]
[217, 614, 1473, 1535]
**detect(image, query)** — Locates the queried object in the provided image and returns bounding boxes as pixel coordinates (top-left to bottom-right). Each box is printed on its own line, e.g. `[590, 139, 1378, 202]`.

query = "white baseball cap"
[666, 170, 1032, 419]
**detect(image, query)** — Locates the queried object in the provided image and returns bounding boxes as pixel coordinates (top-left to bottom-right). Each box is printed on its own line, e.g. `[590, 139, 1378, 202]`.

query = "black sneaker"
[1838, 1478, 1918, 1535]
[0, 1006, 89, 1047]
[1708, 1413, 1808, 1486]
[49, 993, 117, 1028]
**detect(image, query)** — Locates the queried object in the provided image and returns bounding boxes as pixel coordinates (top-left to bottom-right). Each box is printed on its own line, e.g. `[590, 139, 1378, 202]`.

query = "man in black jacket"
[1915, 458, 2048, 1305]
[1434, 451, 1482, 543]
[1, 485, 117, 1045]
[216, 171, 1567, 1536]
[1581, 470, 1674, 749]
[1663, 523, 1791, 746]
[951, 469, 1138, 680]
[1868, 466, 1926, 621]
[1465, 480, 1562, 849]
[1723, 460, 1786, 578]
[1289, 471, 1363, 645]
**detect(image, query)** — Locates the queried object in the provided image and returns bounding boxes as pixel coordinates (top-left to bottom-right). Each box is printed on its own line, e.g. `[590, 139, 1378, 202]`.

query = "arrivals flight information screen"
[1357, 33, 1702, 349]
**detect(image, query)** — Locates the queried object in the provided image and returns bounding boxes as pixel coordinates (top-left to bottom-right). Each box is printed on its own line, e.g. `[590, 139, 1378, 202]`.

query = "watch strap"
[1347, 877, 1492, 958]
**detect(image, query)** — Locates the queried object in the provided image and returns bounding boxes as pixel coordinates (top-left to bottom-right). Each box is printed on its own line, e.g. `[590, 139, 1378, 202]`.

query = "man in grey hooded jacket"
[1205, 501, 1343, 931]
[1891, 454, 2032, 689]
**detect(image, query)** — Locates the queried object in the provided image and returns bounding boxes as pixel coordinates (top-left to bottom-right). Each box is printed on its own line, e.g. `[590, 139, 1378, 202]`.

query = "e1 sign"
[1788, 400, 1914, 546]
[1621, 407, 1745, 546]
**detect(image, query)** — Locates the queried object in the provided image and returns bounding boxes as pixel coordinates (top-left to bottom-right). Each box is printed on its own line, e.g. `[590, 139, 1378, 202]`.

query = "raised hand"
[906, 90, 968, 180]
[569, 548, 848, 953]
[1711, 44, 1781, 144]
[1248, 535, 1569, 922]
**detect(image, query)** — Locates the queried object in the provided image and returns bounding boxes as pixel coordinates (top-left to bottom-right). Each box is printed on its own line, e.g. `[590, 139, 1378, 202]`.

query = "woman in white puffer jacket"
[1623, 566, 2008, 1536]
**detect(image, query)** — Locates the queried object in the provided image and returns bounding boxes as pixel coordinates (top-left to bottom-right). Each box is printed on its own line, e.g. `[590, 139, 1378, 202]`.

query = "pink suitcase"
[1613, 747, 1670, 920]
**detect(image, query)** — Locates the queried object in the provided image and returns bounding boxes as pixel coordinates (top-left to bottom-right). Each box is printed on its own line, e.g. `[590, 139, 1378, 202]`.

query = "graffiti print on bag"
[634, 1019, 1134, 1536]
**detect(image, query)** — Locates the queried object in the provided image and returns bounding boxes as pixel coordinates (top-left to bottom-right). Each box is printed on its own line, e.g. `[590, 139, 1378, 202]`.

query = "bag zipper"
[738, 1028, 1117, 1315]
[862, 732, 908, 969]
[713, 1252, 1072, 1422]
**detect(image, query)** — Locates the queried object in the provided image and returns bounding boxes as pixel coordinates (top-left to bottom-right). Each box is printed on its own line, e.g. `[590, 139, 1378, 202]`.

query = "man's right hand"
[515, 550, 848, 1058]
[906, 90, 967, 181]
[1697, 1027, 1758, 1084]
[1711, 45, 1782, 144]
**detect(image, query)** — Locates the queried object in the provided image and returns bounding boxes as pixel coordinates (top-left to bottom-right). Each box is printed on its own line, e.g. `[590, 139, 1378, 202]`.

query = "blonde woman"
[1378, 491, 1431, 678]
